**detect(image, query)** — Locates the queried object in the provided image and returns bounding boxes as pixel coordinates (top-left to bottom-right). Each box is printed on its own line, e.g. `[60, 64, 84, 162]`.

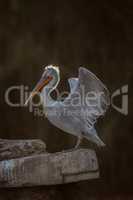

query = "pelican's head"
[44, 65, 60, 88]
[25, 65, 60, 105]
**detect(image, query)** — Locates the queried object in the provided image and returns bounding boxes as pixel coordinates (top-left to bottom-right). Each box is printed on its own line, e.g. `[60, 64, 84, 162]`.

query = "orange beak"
[25, 75, 53, 105]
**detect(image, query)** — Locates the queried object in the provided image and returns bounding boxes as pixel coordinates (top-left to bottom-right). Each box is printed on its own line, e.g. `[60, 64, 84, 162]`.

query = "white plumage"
[26, 65, 110, 148]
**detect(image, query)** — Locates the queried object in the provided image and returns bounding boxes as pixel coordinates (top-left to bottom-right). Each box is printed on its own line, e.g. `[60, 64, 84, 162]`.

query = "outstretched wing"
[78, 67, 110, 115]
[63, 67, 110, 129]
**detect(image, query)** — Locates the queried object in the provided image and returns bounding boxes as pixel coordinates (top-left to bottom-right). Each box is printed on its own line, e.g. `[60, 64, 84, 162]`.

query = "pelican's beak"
[25, 75, 53, 106]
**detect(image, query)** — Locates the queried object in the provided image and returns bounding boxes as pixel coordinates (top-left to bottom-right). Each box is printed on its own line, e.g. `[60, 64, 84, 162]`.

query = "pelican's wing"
[63, 67, 110, 128]
[78, 67, 110, 114]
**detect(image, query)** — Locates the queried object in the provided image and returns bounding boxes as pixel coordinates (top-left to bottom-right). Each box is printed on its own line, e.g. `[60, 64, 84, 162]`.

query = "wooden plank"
[0, 139, 46, 161]
[0, 148, 99, 187]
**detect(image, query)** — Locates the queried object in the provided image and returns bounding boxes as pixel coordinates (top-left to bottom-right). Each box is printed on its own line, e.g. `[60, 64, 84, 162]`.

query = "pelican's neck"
[41, 77, 60, 107]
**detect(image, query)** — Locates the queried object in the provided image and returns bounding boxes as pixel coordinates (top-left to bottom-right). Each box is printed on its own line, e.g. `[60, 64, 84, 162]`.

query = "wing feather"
[68, 78, 78, 93]
[63, 67, 110, 130]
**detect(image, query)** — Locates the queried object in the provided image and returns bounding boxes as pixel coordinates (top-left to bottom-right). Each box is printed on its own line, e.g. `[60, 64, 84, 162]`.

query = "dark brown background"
[0, 0, 132, 199]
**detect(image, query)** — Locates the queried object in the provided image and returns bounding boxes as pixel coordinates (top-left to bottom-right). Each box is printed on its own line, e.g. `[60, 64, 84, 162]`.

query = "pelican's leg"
[74, 136, 82, 149]
[61, 136, 82, 152]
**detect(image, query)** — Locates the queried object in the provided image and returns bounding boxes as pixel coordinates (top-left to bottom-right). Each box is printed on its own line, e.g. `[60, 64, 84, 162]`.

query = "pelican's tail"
[84, 128, 105, 147]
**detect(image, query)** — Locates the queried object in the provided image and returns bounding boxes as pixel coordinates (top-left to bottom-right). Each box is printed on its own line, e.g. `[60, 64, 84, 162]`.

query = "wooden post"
[0, 139, 99, 188]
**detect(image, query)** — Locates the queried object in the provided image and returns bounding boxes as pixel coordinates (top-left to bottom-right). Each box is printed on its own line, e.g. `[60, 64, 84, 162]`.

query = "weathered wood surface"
[0, 139, 46, 161]
[0, 148, 99, 187]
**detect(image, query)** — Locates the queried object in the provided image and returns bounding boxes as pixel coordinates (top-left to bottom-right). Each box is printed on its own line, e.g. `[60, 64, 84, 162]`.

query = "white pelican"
[25, 65, 110, 148]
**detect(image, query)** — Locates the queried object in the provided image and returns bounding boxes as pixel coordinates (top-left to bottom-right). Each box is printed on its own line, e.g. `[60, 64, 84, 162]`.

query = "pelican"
[25, 65, 110, 148]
